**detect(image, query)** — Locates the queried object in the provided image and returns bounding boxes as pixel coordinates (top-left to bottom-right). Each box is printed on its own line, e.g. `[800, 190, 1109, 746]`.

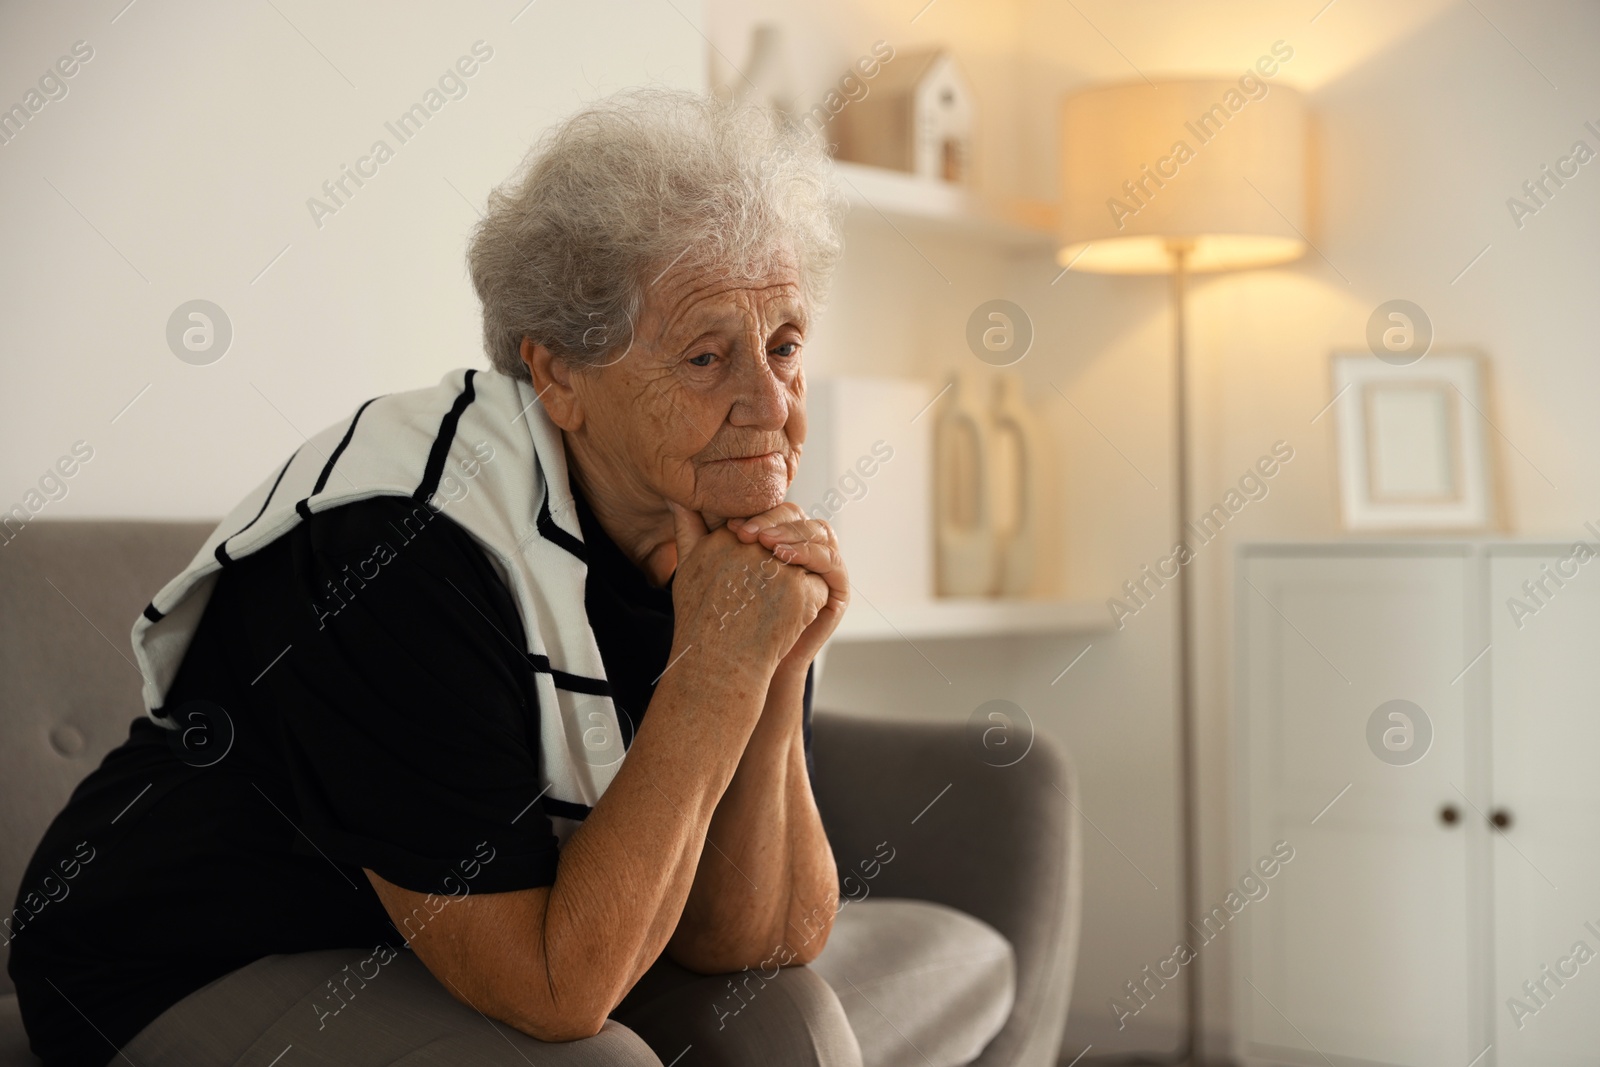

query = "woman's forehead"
[652, 275, 809, 338]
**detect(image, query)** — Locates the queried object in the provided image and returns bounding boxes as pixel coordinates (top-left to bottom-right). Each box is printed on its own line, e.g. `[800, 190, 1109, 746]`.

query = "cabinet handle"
[1439, 804, 1460, 826]
[1491, 808, 1513, 830]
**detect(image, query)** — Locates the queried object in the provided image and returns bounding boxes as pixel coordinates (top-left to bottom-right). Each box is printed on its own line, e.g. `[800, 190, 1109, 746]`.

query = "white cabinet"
[1487, 547, 1600, 1067]
[1235, 547, 1479, 1066]
[1234, 544, 1600, 1067]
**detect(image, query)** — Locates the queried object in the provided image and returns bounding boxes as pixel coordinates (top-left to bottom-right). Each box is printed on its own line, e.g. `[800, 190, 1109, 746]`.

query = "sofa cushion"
[0, 521, 212, 998]
[811, 898, 1015, 1067]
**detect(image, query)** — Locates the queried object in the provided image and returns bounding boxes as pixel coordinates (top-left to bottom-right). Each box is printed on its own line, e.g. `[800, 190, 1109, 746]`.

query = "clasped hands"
[667, 501, 849, 681]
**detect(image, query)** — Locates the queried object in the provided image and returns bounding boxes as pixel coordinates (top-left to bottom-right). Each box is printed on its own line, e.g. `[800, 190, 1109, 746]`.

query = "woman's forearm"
[366, 654, 774, 1042]
[537, 655, 774, 1022]
[667, 665, 839, 973]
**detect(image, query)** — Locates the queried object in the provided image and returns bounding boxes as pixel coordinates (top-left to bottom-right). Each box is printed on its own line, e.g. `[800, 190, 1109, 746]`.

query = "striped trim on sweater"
[130, 369, 623, 840]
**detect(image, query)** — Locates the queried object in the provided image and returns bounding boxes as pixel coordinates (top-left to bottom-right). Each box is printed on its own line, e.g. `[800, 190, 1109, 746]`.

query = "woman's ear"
[520, 338, 583, 431]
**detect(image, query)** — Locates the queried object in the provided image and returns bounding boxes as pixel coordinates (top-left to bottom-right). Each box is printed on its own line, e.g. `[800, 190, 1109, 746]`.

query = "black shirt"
[7, 485, 812, 1067]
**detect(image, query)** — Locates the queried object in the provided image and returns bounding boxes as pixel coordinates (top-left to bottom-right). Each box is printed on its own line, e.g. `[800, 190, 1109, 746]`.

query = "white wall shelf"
[832, 160, 1060, 252]
[830, 597, 1108, 643]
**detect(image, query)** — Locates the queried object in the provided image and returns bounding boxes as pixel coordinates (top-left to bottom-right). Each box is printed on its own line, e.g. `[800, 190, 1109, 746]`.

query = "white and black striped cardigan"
[131, 368, 622, 842]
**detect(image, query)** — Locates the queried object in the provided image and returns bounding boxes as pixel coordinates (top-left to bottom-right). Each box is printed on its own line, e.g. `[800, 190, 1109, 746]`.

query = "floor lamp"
[1056, 78, 1310, 1063]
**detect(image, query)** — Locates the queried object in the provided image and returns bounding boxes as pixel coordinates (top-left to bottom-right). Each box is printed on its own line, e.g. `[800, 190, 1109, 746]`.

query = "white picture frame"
[1329, 350, 1495, 530]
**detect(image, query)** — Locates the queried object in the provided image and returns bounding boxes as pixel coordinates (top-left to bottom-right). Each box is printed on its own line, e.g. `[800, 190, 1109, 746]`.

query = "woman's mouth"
[713, 451, 782, 467]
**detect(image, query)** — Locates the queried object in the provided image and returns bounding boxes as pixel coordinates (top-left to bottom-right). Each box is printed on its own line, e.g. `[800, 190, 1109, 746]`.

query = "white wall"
[0, 0, 705, 520]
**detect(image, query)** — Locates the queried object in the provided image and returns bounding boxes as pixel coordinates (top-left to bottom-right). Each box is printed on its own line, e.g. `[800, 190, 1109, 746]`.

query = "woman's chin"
[692, 455, 792, 521]
[696, 485, 790, 524]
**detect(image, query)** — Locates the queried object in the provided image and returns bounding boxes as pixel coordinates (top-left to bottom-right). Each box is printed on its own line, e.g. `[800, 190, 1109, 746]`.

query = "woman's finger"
[755, 519, 835, 553]
[733, 502, 808, 543]
[770, 538, 836, 572]
[771, 540, 848, 608]
[668, 500, 710, 563]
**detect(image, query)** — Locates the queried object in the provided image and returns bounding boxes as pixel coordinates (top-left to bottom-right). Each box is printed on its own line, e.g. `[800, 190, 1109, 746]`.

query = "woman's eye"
[687, 352, 715, 367]
[770, 342, 799, 359]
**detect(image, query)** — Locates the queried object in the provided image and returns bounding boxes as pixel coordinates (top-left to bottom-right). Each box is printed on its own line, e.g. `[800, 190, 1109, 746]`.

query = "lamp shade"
[1058, 78, 1310, 274]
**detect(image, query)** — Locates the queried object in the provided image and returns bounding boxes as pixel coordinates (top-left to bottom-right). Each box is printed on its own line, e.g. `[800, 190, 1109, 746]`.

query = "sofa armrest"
[811, 709, 1082, 1067]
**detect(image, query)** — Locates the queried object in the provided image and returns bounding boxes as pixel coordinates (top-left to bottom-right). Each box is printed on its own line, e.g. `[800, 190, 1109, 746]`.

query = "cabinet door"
[1489, 548, 1600, 1066]
[1237, 551, 1475, 1067]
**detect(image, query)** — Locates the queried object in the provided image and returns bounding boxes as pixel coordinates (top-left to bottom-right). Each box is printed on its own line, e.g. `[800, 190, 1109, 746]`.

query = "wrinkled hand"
[668, 501, 829, 683]
[731, 503, 849, 677]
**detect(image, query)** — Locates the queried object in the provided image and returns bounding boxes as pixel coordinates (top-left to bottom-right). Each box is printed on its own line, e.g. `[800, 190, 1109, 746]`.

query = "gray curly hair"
[467, 87, 847, 379]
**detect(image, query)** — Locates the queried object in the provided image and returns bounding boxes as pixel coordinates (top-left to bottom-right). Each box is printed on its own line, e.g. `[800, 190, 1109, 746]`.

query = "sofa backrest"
[0, 520, 212, 994]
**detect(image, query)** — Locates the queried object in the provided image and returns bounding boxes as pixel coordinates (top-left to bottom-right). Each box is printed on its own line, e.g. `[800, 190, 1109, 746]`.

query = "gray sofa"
[0, 520, 1081, 1066]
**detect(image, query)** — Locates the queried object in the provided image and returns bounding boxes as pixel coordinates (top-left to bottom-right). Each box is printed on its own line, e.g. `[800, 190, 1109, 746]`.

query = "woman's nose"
[731, 357, 789, 428]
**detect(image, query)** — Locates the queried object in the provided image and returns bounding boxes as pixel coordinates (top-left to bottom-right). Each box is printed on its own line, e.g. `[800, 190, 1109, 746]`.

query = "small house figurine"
[837, 48, 974, 184]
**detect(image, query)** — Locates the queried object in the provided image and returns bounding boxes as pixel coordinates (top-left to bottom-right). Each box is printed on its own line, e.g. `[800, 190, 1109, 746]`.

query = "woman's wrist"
[670, 622, 788, 691]
[673, 641, 772, 700]
[769, 657, 811, 691]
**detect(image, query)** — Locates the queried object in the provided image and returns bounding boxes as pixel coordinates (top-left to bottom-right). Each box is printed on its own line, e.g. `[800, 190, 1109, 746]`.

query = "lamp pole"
[1168, 239, 1203, 1066]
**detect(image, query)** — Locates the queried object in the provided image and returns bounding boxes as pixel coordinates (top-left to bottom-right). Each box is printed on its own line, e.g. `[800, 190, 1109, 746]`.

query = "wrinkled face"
[567, 255, 808, 523]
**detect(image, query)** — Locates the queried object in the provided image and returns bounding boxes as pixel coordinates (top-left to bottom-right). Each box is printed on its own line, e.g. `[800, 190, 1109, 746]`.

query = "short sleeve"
[218, 496, 561, 896]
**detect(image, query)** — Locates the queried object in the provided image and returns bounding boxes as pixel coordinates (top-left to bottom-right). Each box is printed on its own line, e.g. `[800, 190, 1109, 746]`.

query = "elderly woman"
[8, 89, 1011, 1067]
